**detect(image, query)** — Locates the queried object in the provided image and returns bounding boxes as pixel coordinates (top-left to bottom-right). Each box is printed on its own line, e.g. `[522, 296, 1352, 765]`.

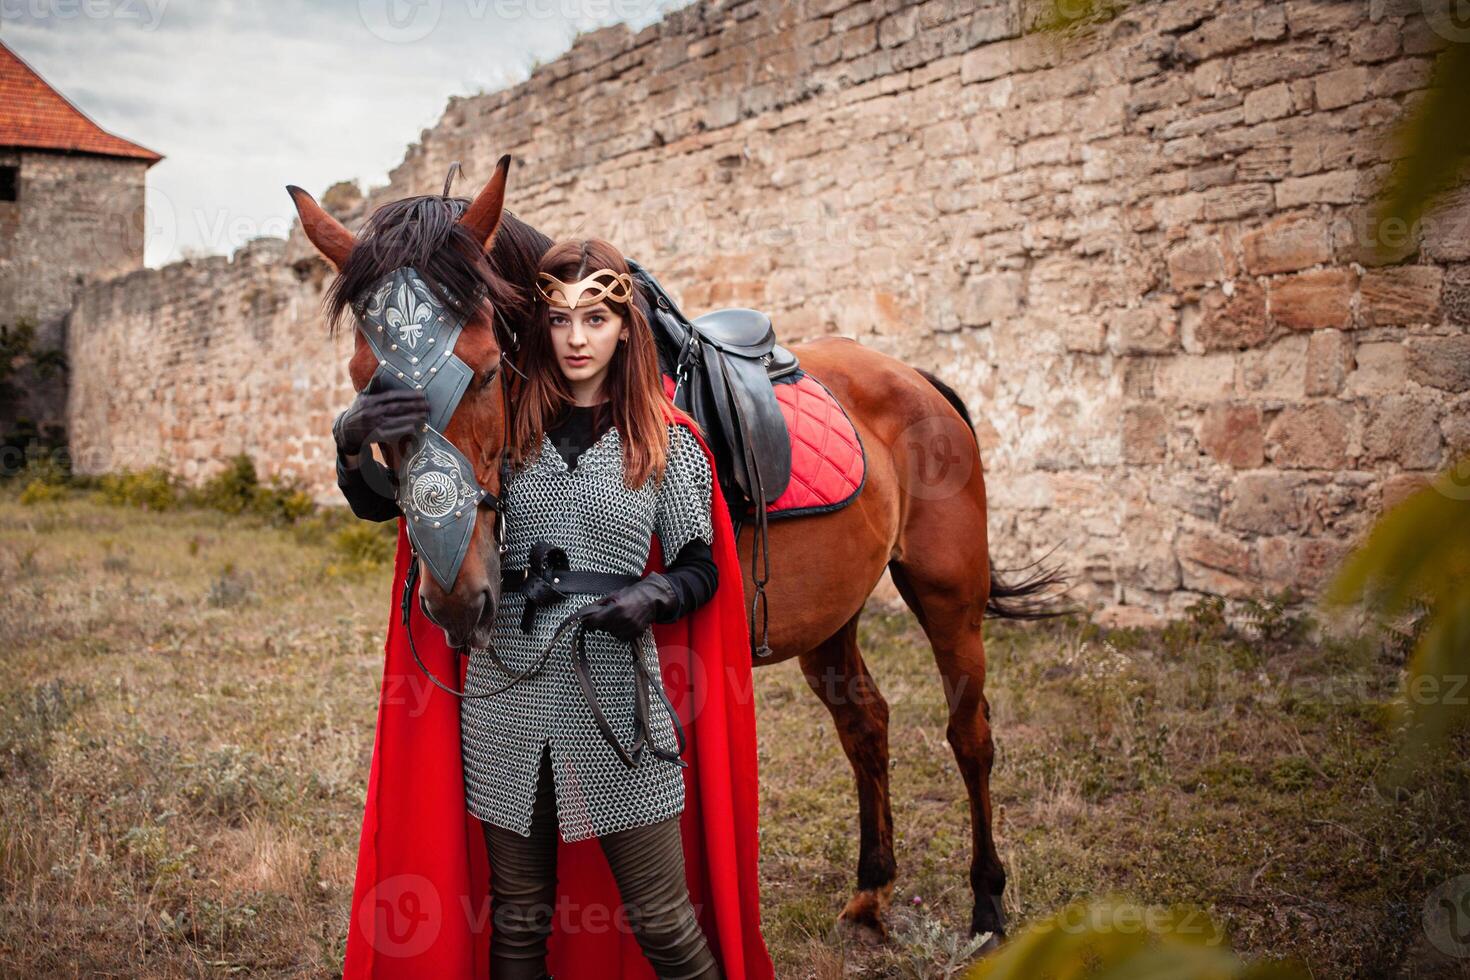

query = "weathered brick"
[1314, 65, 1370, 109]
[1243, 82, 1293, 123]
[1167, 238, 1227, 289]
[1178, 10, 1255, 62]
[1305, 330, 1352, 396]
[1178, 528, 1254, 596]
[1239, 334, 1309, 400]
[1421, 185, 1470, 263]
[960, 272, 1022, 324]
[1268, 268, 1357, 330]
[1407, 335, 1470, 392]
[1361, 397, 1443, 469]
[1195, 280, 1271, 350]
[961, 42, 1011, 84]
[1241, 215, 1331, 275]
[1349, 21, 1400, 62]
[1199, 402, 1265, 468]
[1225, 473, 1303, 534]
[1202, 182, 1275, 220]
[1109, 301, 1180, 354]
[1346, 341, 1409, 396]
[1156, 354, 1237, 403]
[1266, 403, 1352, 470]
[1359, 265, 1444, 326]
[1445, 265, 1470, 324]
[1276, 170, 1358, 207]
[1123, 404, 1169, 465]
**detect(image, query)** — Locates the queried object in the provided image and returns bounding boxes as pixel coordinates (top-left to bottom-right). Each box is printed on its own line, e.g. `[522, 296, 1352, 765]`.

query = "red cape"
[342, 414, 774, 979]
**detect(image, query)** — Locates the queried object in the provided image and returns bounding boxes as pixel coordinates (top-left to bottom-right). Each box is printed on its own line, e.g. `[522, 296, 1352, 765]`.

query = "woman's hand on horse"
[580, 573, 680, 641]
[333, 389, 431, 457]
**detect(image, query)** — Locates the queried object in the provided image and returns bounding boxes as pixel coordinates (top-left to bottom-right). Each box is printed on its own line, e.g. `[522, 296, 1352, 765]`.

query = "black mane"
[323, 194, 552, 341]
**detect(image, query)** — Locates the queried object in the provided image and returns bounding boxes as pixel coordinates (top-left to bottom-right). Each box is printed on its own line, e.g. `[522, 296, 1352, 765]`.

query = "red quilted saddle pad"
[661, 370, 865, 518]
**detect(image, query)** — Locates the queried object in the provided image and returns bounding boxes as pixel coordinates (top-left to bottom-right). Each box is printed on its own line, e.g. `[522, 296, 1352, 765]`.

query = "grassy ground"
[1, 491, 1467, 978]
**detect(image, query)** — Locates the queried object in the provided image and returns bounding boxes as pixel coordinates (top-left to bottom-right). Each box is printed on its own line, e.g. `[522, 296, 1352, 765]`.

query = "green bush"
[18, 479, 68, 505]
[193, 454, 259, 514]
[327, 523, 396, 576]
[190, 455, 318, 524]
[97, 467, 181, 511]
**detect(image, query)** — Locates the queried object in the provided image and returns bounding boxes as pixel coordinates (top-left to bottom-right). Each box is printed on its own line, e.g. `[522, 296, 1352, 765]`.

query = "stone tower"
[0, 39, 161, 447]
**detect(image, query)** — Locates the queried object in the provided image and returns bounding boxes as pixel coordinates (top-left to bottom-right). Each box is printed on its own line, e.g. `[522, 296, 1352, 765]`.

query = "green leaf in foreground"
[1327, 460, 1470, 785]
[966, 900, 1303, 980]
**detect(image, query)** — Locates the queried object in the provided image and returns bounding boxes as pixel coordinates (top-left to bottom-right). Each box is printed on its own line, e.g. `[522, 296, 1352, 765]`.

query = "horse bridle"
[353, 264, 523, 699]
[356, 265, 691, 772]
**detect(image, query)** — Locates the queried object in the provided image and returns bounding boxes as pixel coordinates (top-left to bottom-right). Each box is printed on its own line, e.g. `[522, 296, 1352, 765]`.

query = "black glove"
[333, 388, 430, 458]
[580, 573, 680, 641]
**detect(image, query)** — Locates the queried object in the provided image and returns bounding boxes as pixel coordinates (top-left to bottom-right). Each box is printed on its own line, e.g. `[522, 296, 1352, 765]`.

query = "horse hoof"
[835, 885, 894, 944]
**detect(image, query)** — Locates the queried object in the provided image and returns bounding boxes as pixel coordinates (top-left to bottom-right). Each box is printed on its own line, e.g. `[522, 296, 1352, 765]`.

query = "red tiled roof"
[0, 40, 162, 165]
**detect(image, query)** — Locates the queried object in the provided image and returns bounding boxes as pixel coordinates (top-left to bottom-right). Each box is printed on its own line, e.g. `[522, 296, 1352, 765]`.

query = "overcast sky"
[2, 0, 682, 266]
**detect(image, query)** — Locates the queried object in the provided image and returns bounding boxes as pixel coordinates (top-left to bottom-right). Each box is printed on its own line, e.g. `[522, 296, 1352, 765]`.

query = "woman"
[463, 237, 725, 980]
[333, 231, 772, 979]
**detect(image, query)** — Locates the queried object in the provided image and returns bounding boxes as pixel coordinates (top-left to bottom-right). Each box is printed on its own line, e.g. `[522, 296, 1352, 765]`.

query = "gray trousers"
[480, 743, 724, 980]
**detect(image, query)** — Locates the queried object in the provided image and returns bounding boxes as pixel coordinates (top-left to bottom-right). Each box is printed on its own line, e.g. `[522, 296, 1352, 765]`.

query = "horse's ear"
[286, 185, 355, 271]
[459, 155, 511, 251]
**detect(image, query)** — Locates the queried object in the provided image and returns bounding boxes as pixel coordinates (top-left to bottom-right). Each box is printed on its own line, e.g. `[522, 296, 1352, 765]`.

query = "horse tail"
[913, 367, 1069, 621]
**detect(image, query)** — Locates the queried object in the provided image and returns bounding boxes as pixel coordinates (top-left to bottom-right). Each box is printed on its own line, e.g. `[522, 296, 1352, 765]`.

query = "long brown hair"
[509, 238, 697, 488]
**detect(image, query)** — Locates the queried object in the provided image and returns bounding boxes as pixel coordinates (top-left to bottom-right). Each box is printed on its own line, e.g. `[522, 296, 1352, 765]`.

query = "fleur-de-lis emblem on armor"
[386, 281, 433, 349]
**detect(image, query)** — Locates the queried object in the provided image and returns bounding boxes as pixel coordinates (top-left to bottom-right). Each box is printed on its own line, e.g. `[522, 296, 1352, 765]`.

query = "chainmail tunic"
[460, 422, 715, 841]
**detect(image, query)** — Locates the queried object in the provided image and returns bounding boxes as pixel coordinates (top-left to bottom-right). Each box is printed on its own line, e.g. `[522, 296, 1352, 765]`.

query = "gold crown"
[535, 269, 634, 310]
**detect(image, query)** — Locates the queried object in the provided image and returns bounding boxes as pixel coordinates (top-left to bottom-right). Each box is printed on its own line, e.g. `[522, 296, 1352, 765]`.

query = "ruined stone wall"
[71, 0, 1470, 618]
[67, 238, 353, 487]
[2, 150, 150, 431]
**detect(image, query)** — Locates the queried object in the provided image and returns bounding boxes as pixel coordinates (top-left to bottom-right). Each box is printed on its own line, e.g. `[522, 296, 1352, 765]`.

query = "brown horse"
[288, 159, 1059, 947]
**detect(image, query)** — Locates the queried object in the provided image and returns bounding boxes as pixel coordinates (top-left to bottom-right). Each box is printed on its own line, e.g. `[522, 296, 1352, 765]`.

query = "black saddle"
[629, 259, 795, 660]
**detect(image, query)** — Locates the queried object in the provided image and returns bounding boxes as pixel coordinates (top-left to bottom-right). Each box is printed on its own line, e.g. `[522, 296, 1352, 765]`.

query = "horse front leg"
[798, 611, 897, 942]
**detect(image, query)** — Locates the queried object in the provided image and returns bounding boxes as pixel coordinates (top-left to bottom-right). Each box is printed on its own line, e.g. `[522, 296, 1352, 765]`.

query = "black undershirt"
[545, 401, 718, 618]
[336, 403, 718, 618]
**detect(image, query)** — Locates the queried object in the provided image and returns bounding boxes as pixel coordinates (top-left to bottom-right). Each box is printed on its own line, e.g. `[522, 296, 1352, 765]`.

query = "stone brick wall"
[67, 238, 353, 487]
[2, 149, 151, 432]
[69, 0, 1470, 618]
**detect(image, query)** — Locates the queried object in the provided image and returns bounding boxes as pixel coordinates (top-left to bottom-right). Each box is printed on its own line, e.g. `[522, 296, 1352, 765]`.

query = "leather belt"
[502, 541, 640, 634]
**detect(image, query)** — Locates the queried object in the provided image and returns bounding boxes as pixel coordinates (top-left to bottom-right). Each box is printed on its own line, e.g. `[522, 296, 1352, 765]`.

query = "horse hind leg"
[798, 611, 897, 943]
[888, 559, 1007, 947]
